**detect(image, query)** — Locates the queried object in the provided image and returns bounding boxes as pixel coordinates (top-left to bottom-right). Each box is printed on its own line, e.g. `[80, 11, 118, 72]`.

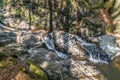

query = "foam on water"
[42, 34, 109, 63]
[76, 35, 109, 64]
[42, 36, 69, 59]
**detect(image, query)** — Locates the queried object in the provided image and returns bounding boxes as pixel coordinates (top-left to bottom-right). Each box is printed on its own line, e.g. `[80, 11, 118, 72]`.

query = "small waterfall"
[76, 36, 110, 63]
[42, 33, 110, 63]
[42, 36, 69, 59]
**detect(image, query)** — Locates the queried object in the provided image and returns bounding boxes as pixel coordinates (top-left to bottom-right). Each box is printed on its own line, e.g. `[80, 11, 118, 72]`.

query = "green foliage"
[0, 0, 111, 36]
[19, 67, 26, 72]
[105, 25, 114, 33]
[3, 0, 11, 6]
[103, 1, 112, 10]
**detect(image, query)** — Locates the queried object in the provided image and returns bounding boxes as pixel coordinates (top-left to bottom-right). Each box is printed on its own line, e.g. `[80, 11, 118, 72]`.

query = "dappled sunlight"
[0, 0, 120, 80]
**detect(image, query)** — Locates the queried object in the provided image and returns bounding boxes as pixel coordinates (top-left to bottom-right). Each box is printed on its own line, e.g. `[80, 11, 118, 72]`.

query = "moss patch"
[0, 45, 48, 80]
[28, 61, 48, 80]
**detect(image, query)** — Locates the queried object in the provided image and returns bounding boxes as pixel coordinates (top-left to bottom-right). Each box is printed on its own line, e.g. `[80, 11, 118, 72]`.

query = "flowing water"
[42, 32, 120, 80]
[42, 34, 110, 63]
[76, 35, 120, 79]
[42, 36, 69, 59]
[76, 36, 110, 63]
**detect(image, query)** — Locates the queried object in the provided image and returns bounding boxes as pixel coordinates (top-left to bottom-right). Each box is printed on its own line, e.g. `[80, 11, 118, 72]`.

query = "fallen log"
[0, 22, 15, 31]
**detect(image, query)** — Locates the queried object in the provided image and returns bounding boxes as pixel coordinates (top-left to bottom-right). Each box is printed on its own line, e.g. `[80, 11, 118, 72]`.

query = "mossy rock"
[0, 60, 48, 80]
[0, 60, 11, 68]
[0, 65, 32, 80]
[29, 63, 48, 80]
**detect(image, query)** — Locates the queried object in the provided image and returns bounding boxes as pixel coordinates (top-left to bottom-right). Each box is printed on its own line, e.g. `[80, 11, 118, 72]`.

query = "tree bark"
[99, 8, 113, 26]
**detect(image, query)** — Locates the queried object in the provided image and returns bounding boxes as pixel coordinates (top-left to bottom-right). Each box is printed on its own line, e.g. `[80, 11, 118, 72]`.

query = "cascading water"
[42, 32, 111, 64]
[76, 36, 110, 63]
[42, 36, 69, 59]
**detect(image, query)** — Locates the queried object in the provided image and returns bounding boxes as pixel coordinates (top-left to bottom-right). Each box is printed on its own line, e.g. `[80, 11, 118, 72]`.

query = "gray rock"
[16, 30, 46, 49]
[47, 31, 86, 58]
[99, 35, 120, 60]
[24, 45, 104, 80]
[43, 31, 110, 63]
[16, 30, 32, 43]
[27, 47, 105, 80]
[22, 34, 38, 48]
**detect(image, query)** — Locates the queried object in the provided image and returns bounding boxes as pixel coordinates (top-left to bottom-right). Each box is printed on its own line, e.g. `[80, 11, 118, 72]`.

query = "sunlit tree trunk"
[99, 8, 113, 25]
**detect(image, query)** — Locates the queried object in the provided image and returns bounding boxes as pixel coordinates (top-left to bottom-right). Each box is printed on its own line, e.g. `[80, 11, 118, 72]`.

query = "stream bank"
[0, 30, 120, 80]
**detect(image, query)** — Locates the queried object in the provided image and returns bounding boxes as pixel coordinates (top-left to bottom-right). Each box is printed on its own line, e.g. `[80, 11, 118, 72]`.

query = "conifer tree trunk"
[48, 0, 53, 32]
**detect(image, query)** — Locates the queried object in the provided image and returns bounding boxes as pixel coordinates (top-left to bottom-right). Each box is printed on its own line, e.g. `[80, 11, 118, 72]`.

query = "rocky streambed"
[0, 30, 120, 80]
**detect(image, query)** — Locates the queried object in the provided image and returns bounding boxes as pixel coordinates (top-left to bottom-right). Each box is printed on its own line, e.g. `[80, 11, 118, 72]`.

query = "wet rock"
[43, 31, 110, 63]
[82, 43, 110, 63]
[44, 31, 86, 59]
[27, 47, 105, 80]
[42, 35, 70, 59]
[22, 34, 39, 48]
[16, 30, 46, 49]
[69, 59, 105, 80]
[99, 35, 120, 60]
[28, 48, 60, 62]
[21, 41, 105, 80]
[112, 62, 120, 71]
